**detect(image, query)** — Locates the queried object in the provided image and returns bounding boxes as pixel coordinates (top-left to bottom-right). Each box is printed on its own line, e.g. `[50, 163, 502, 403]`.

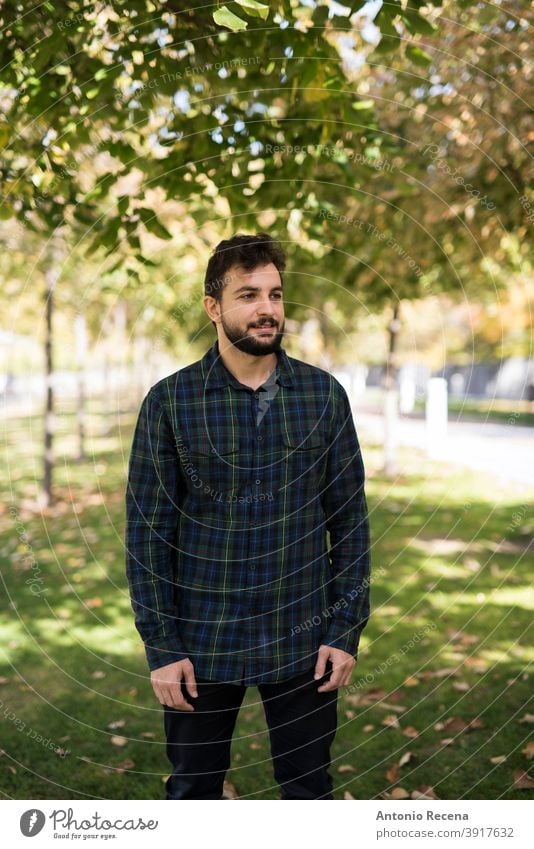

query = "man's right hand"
[150, 659, 198, 711]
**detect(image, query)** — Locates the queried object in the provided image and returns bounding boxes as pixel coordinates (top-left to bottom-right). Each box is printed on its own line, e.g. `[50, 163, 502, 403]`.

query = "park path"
[353, 409, 534, 488]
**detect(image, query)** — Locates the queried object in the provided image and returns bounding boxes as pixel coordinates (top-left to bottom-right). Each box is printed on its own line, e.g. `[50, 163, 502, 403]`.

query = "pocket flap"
[282, 426, 324, 450]
[186, 431, 238, 457]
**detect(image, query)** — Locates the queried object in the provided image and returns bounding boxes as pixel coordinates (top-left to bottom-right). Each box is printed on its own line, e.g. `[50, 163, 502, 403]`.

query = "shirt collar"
[201, 338, 295, 390]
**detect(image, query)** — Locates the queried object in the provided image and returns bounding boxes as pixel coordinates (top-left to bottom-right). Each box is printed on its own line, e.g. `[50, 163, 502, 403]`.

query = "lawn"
[1, 399, 533, 800]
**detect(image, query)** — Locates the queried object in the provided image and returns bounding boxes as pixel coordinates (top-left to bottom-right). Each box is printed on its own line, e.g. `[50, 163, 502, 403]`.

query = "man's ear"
[203, 295, 220, 324]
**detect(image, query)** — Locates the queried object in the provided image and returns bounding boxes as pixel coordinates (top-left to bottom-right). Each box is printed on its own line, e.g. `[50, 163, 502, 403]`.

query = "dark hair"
[204, 232, 286, 304]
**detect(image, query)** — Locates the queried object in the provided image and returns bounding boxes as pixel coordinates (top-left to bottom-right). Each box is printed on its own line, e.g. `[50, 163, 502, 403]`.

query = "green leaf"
[138, 208, 173, 240]
[402, 10, 437, 36]
[234, 0, 269, 21]
[351, 99, 375, 111]
[405, 45, 433, 67]
[213, 6, 248, 32]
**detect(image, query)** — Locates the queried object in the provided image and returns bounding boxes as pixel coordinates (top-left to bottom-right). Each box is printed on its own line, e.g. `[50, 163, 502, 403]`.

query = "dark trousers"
[163, 662, 338, 800]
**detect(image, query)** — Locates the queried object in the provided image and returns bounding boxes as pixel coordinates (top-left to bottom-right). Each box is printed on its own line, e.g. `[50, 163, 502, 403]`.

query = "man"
[125, 233, 371, 800]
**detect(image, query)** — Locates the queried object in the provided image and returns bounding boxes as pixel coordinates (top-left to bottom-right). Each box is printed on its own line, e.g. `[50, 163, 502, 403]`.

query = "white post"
[425, 377, 448, 458]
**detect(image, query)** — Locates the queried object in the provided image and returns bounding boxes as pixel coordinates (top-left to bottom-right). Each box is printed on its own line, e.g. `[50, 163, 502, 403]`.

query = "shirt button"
[255, 479, 261, 485]
[254, 393, 259, 399]
[257, 434, 263, 441]
[249, 564, 256, 570]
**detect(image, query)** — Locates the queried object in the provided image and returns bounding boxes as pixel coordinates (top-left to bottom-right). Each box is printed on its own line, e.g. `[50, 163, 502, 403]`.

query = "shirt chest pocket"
[280, 426, 327, 494]
[180, 433, 240, 497]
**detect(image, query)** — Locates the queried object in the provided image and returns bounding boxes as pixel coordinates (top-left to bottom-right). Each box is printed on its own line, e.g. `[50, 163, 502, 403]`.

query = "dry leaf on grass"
[518, 714, 534, 725]
[402, 726, 420, 739]
[512, 770, 534, 790]
[338, 764, 357, 773]
[386, 763, 400, 783]
[113, 758, 135, 773]
[374, 702, 407, 714]
[222, 780, 239, 799]
[110, 735, 128, 747]
[390, 787, 410, 799]
[363, 724, 375, 732]
[344, 791, 356, 799]
[490, 755, 507, 765]
[403, 676, 420, 687]
[411, 785, 440, 800]
[382, 714, 401, 729]
[434, 716, 485, 733]
[521, 742, 534, 760]
[107, 720, 125, 730]
[399, 751, 413, 767]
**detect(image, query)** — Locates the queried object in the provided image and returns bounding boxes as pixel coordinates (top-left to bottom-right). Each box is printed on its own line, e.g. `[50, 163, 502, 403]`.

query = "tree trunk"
[75, 311, 87, 462]
[383, 301, 401, 477]
[41, 241, 62, 506]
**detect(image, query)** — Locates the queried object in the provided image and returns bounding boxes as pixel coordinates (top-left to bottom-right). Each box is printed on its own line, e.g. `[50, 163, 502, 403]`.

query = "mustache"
[249, 321, 278, 328]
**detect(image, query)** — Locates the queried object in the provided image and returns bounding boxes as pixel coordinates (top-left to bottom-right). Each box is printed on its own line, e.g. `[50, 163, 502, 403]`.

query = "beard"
[221, 315, 285, 356]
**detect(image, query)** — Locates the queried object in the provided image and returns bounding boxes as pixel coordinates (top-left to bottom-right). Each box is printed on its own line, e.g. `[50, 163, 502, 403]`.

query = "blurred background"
[0, 0, 532, 801]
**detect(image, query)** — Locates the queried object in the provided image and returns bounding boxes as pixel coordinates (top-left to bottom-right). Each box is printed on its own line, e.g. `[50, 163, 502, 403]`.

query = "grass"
[1, 398, 533, 800]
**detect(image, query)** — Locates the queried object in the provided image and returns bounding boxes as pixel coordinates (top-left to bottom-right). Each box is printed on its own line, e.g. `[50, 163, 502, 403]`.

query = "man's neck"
[216, 339, 278, 391]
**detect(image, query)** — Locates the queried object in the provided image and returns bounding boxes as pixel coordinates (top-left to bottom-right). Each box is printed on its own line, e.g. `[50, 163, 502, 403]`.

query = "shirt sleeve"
[321, 382, 371, 659]
[125, 386, 189, 671]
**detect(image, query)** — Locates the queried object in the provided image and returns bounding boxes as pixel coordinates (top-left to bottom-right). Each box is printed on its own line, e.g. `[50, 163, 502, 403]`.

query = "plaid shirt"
[125, 339, 371, 685]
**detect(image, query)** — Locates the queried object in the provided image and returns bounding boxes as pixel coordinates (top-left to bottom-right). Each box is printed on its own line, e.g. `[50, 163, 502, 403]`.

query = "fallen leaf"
[54, 747, 69, 758]
[345, 695, 363, 707]
[222, 780, 239, 799]
[338, 764, 357, 773]
[91, 671, 106, 679]
[382, 714, 401, 730]
[107, 720, 126, 730]
[249, 742, 261, 750]
[522, 742, 534, 760]
[86, 597, 103, 608]
[402, 726, 420, 739]
[399, 751, 412, 767]
[391, 787, 410, 799]
[345, 710, 355, 719]
[411, 785, 440, 800]
[386, 763, 400, 783]
[452, 682, 470, 692]
[110, 735, 128, 747]
[435, 716, 485, 734]
[363, 724, 375, 732]
[490, 755, 507, 765]
[374, 702, 407, 714]
[512, 770, 534, 790]
[367, 688, 387, 701]
[403, 676, 420, 687]
[113, 758, 135, 773]
[140, 731, 155, 739]
[518, 714, 534, 725]
[344, 791, 356, 799]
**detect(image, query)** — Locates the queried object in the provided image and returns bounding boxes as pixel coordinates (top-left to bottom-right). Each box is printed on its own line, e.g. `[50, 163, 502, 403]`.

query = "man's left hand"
[314, 644, 356, 692]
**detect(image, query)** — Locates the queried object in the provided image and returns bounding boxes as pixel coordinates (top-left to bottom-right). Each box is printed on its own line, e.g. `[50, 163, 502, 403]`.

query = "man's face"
[210, 262, 285, 356]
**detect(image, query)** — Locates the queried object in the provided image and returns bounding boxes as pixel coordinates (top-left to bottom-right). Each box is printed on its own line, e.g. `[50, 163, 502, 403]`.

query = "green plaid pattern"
[125, 339, 371, 684]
